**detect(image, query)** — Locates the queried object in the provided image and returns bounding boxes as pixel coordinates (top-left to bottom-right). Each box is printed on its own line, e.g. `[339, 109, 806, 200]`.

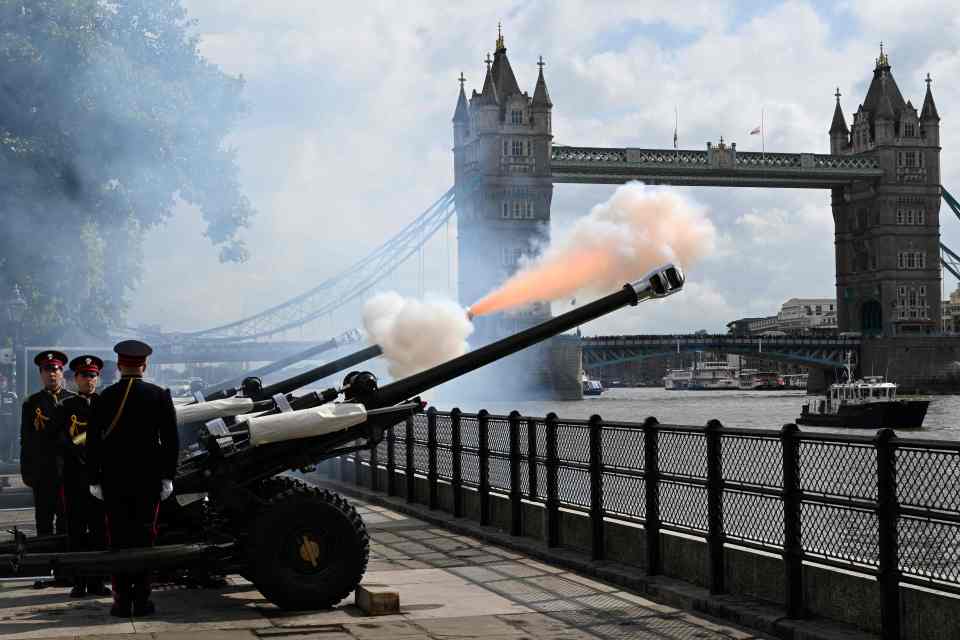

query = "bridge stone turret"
[830, 48, 942, 336]
[453, 29, 580, 399]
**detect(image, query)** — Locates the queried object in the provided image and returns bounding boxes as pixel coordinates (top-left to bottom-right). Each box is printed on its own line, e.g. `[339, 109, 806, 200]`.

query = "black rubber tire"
[247, 476, 369, 610]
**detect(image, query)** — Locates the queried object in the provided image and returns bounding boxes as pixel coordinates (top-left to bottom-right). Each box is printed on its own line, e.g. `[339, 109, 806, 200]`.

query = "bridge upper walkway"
[582, 333, 862, 368]
[551, 145, 884, 188]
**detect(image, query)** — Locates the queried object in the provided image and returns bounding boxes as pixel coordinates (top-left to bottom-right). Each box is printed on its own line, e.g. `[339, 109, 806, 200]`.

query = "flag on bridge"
[673, 105, 679, 149]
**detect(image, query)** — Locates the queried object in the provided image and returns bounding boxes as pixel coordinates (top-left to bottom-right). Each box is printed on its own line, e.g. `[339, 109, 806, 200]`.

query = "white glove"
[89, 485, 103, 500]
[160, 479, 174, 501]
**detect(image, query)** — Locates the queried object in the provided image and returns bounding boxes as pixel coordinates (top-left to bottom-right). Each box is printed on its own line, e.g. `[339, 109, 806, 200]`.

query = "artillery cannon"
[0, 265, 684, 610]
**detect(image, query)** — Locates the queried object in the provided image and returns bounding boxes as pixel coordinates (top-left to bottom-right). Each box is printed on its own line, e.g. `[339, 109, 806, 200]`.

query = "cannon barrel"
[204, 334, 378, 401]
[369, 264, 684, 408]
[253, 344, 383, 400]
[204, 336, 342, 399]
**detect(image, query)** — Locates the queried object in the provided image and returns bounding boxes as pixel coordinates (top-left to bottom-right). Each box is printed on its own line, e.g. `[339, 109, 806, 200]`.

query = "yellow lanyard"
[69, 414, 87, 438]
[33, 408, 50, 431]
[103, 378, 135, 440]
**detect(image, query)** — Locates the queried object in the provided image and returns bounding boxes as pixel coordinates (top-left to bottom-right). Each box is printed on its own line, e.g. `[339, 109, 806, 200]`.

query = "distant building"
[726, 317, 765, 336]
[748, 316, 780, 334]
[943, 286, 960, 333]
[727, 298, 838, 335]
[778, 298, 838, 332]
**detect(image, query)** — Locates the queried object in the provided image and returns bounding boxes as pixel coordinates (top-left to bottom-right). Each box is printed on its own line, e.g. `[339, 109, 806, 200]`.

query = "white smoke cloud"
[362, 292, 474, 380]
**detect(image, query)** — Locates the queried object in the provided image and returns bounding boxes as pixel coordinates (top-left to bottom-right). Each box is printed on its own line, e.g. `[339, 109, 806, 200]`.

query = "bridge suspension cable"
[175, 188, 456, 343]
[941, 188, 960, 283]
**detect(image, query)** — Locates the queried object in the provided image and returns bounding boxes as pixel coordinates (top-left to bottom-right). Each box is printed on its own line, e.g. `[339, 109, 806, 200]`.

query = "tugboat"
[797, 356, 929, 429]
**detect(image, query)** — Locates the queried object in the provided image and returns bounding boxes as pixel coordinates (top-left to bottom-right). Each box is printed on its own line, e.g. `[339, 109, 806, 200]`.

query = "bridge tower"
[453, 29, 579, 398]
[830, 48, 942, 335]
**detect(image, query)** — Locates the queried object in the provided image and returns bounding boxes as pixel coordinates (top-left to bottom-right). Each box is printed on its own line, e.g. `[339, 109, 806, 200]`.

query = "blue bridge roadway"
[582, 334, 862, 369]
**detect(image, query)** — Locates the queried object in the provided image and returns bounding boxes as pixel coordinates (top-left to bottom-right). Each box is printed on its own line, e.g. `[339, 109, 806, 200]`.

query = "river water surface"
[432, 387, 960, 441]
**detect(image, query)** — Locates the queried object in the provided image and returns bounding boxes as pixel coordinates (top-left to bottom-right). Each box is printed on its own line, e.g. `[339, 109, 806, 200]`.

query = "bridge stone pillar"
[830, 51, 942, 336]
[453, 32, 578, 399]
[805, 367, 832, 395]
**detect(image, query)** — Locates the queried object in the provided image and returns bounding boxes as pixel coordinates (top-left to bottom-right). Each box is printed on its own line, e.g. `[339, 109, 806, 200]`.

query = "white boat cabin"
[805, 376, 898, 415]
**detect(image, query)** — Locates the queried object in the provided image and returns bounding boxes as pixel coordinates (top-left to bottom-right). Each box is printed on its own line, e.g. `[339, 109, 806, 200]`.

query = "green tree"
[0, 0, 253, 343]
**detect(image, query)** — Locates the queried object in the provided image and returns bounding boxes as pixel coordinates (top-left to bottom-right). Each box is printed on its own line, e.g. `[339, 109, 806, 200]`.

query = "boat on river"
[737, 369, 784, 390]
[663, 368, 692, 390]
[664, 361, 737, 390]
[797, 359, 929, 428]
[581, 373, 604, 396]
[782, 373, 808, 390]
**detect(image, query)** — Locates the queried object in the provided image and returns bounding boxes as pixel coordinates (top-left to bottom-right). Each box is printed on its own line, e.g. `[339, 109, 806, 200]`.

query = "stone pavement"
[0, 500, 766, 640]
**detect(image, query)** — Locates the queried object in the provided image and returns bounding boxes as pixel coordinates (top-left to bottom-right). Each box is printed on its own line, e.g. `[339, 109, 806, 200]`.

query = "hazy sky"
[128, 1, 960, 339]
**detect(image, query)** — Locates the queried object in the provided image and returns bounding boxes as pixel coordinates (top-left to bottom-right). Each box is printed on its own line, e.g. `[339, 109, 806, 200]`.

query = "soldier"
[58, 355, 110, 598]
[20, 351, 74, 540]
[86, 340, 178, 618]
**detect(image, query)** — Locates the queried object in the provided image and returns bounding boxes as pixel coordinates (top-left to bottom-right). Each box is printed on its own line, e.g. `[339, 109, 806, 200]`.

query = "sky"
[128, 0, 960, 340]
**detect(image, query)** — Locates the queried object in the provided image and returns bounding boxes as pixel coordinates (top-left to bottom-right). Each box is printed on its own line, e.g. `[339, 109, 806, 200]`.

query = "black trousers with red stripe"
[65, 479, 107, 586]
[104, 495, 159, 605]
[32, 483, 65, 536]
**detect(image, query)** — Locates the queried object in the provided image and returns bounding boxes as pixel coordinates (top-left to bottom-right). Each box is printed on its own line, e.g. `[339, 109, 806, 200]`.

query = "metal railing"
[336, 408, 960, 640]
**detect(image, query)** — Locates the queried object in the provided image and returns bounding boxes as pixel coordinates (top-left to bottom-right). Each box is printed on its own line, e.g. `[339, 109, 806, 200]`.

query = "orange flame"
[470, 247, 620, 317]
[468, 184, 714, 317]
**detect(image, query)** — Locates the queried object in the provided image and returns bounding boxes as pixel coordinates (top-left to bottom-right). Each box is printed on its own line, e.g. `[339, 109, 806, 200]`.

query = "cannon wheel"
[248, 476, 369, 610]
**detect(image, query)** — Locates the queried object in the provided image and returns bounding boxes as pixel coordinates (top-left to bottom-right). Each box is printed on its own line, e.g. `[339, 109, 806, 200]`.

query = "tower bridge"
[148, 31, 956, 398]
[452, 31, 945, 397]
[455, 34, 941, 345]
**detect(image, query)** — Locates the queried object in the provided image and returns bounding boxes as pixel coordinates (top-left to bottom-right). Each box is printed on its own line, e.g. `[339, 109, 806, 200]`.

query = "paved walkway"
[0, 498, 765, 640]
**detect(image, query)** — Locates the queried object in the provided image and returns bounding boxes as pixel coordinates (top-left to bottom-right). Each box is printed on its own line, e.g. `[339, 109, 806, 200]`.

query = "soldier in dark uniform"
[57, 355, 110, 598]
[20, 351, 74, 539]
[86, 340, 178, 617]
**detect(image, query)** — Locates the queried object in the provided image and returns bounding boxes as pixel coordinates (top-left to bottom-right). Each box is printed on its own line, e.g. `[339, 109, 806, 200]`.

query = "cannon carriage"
[0, 265, 684, 610]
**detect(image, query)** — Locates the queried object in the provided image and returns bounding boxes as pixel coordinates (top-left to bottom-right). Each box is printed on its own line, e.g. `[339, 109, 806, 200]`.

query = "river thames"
[432, 387, 960, 441]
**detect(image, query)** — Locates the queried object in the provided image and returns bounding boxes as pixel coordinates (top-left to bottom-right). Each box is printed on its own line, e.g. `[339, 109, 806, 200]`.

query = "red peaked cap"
[34, 350, 68, 369]
[114, 340, 153, 367]
[69, 355, 104, 374]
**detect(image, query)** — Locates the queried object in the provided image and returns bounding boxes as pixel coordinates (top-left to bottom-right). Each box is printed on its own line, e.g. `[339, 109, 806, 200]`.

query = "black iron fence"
[335, 408, 960, 640]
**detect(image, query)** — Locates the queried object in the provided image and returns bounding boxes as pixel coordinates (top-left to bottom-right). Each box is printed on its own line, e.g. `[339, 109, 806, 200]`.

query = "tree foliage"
[0, 0, 253, 342]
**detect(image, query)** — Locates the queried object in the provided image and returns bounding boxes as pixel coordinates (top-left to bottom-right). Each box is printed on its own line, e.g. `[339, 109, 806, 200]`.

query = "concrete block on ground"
[355, 585, 400, 616]
[152, 633, 258, 640]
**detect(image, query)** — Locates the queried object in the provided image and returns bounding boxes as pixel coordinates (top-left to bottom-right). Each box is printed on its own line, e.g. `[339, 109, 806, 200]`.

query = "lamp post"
[1, 284, 26, 462]
[3, 284, 28, 397]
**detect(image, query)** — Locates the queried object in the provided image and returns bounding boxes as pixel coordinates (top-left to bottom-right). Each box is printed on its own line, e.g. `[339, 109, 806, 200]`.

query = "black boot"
[111, 581, 131, 617]
[133, 599, 155, 617]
